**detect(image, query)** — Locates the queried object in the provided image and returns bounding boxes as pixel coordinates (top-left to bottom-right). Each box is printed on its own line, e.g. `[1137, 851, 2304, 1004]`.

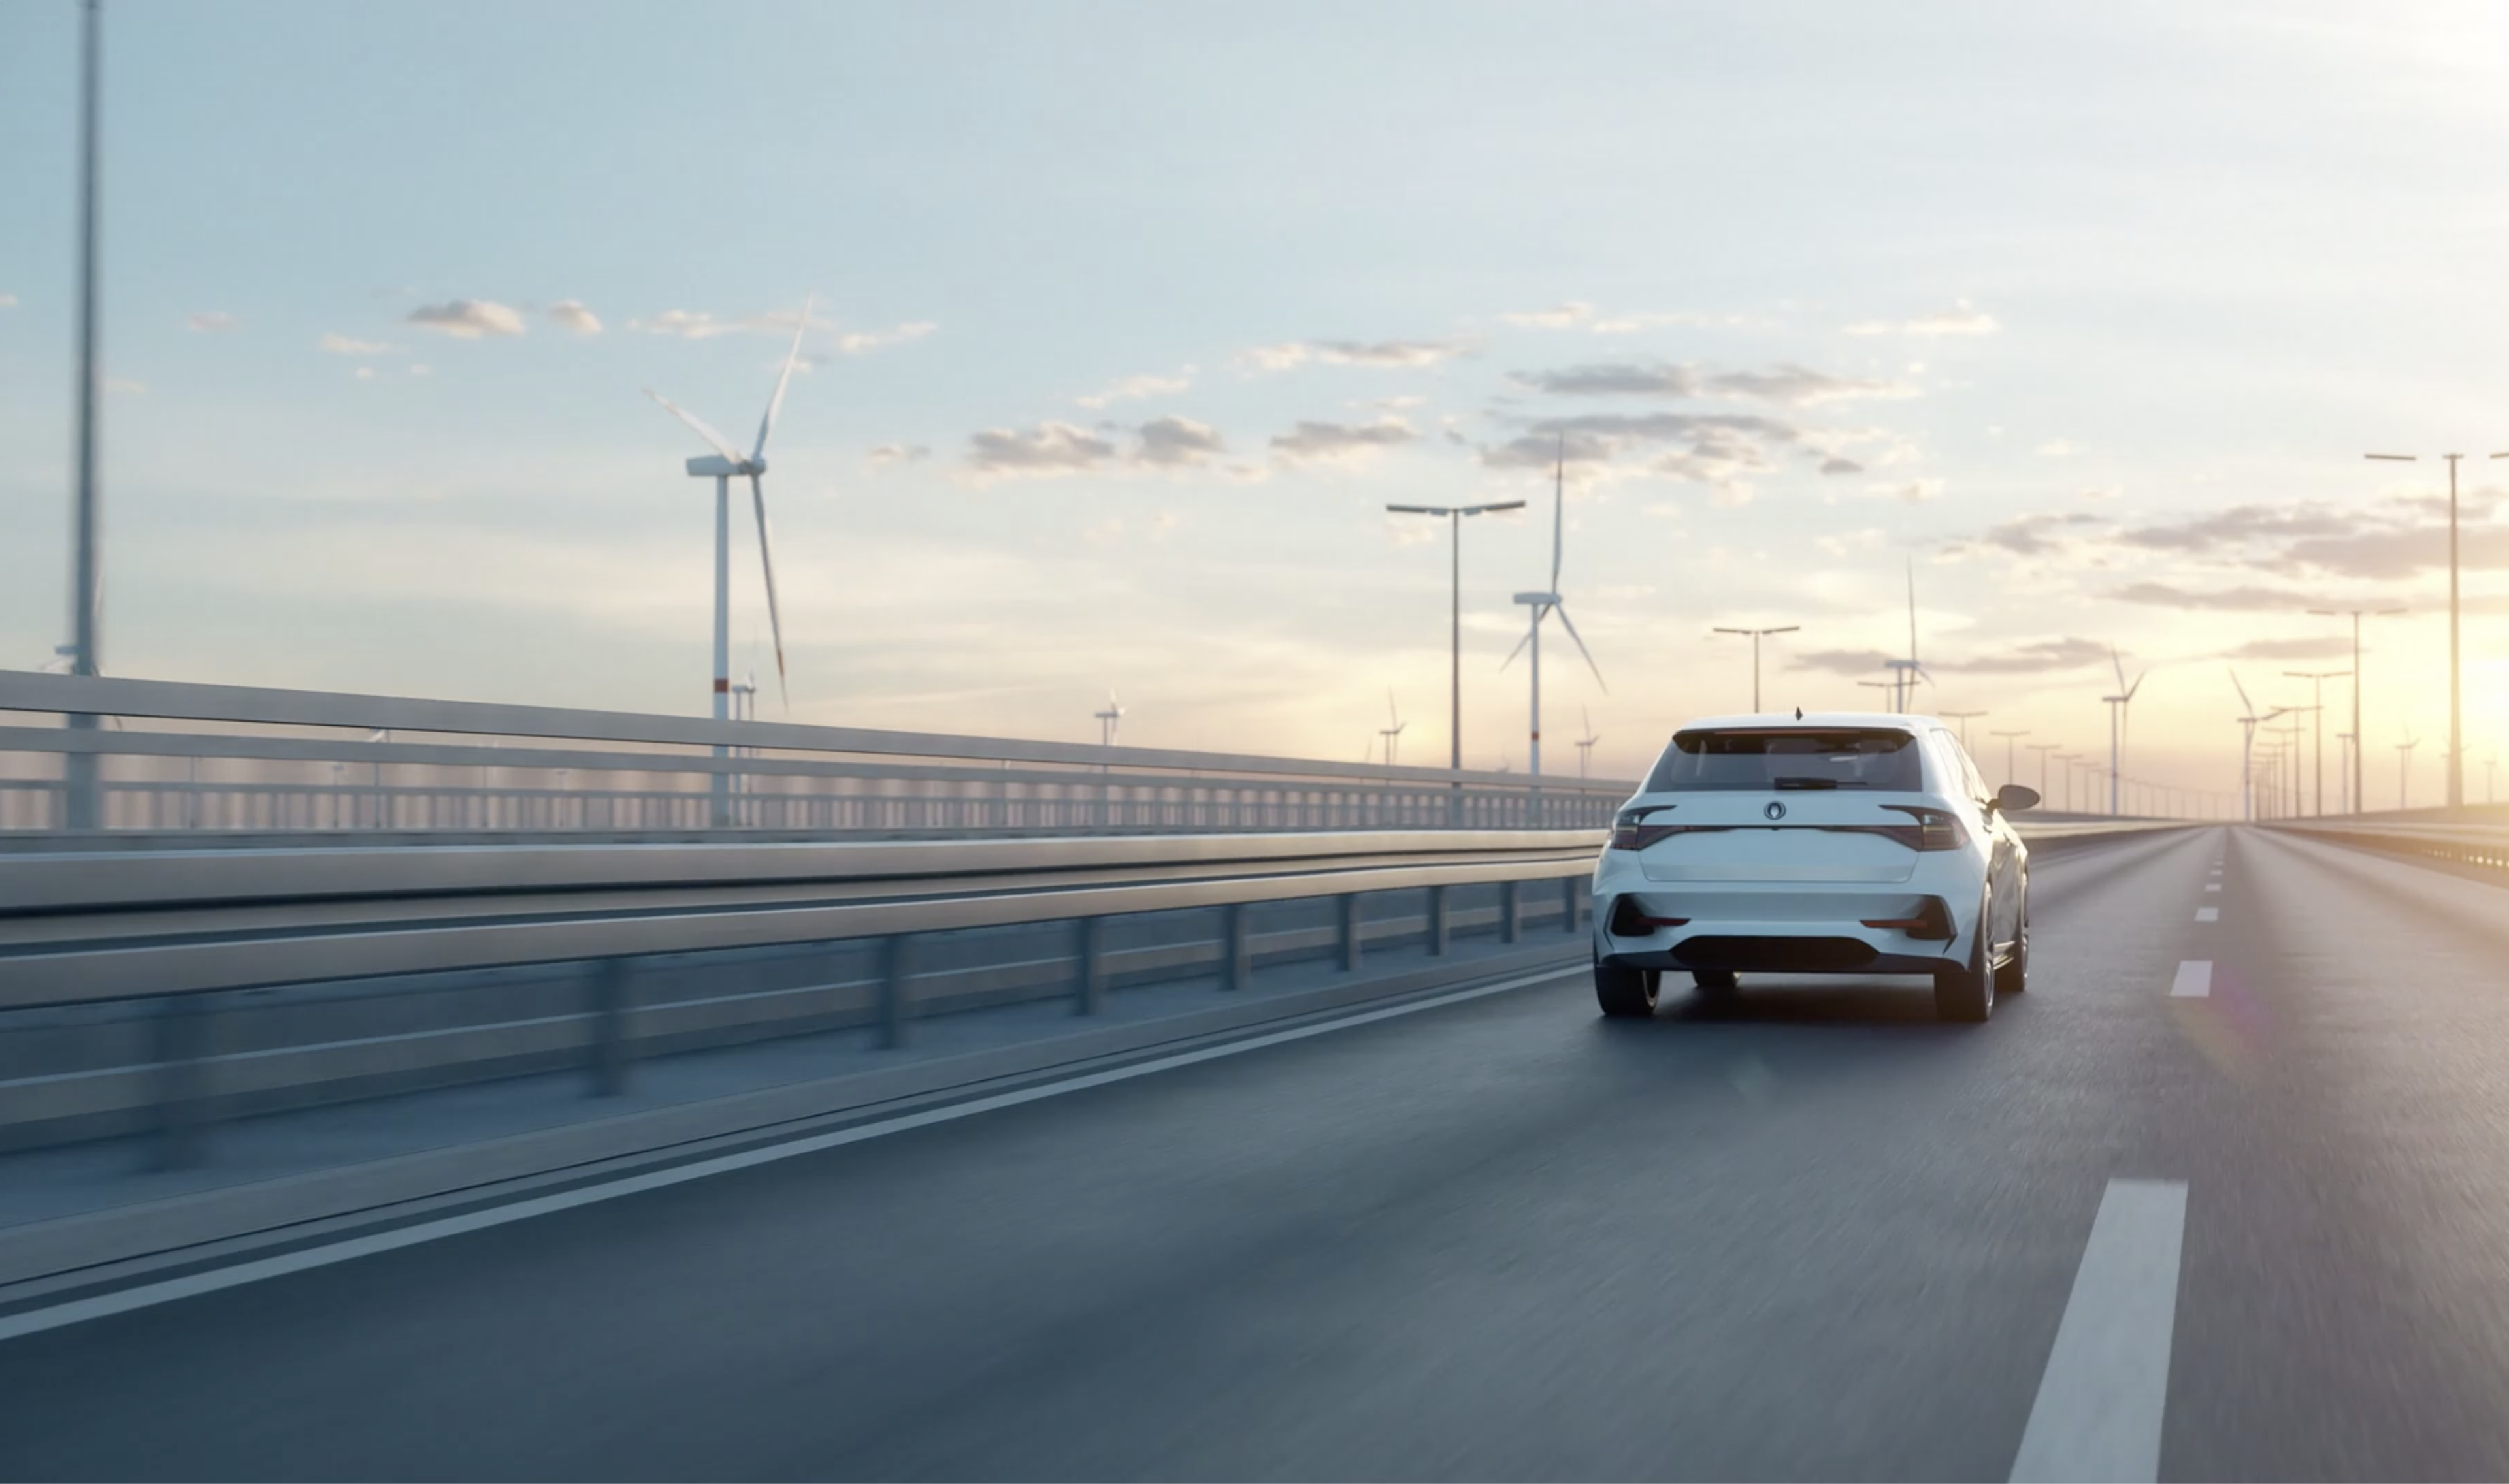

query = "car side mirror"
[1995, 784, 2041, 814]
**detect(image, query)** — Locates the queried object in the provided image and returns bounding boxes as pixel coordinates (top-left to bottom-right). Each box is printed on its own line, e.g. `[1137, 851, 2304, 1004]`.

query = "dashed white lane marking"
[2195, 907, 2219, 922]
[0, 965, 1571, 1344]
[2009, 1178, 2189, 1484]
[2204, 883, 2221, 892]
[2169, 960, 2212, 997]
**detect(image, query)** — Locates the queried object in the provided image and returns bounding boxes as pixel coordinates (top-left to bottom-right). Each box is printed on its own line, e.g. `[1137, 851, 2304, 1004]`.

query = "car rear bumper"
[1590, 882, 1975, 976]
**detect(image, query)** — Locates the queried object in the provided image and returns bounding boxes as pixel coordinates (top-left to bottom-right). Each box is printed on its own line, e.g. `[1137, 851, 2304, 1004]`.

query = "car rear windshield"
[1641, 728, 1924, 792]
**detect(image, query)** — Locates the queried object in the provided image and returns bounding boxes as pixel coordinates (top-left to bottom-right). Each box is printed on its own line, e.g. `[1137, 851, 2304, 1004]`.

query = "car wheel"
[1933, 891, 1995, 1024]
[1995, 891, 2029, 997]
[1692, 969, 1739, 998]
[1595, 959, 1661, 1018]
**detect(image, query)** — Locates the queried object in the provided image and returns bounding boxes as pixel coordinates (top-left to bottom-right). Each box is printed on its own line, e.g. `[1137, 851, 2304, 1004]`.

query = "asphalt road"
[7, 826, 2509, 1481]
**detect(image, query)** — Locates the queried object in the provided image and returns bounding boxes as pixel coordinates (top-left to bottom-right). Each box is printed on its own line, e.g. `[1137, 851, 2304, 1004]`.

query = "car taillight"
[1609, 808, 1682, 851]
[1882, 805, 1969, 851]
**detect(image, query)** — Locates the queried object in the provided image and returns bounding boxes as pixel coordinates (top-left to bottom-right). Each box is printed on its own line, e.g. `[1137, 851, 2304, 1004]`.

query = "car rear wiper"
[1771, 776, 1846, 790]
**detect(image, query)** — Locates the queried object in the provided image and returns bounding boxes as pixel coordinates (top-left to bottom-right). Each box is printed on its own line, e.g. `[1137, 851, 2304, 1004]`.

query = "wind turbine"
[1884, 558, 1931, 712]
[1502, 438, 1608, 783]
[2397, 728, 2419, 810]
[1576, 706, 1601, 779]
[1095, 692, 1127, 747]
[644, 297, 809, 731]
[2228, 669, 2286, 822]
[1378, 691, 1407, 767]
[2102, 647, 2148, 816]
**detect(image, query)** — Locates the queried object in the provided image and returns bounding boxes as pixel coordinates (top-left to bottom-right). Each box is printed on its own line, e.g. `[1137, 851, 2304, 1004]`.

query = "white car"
[1589, 712, 2037, 1022]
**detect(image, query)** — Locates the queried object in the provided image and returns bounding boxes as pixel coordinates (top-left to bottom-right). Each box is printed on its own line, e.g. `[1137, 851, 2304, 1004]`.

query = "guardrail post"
[1339, 892, 1362, 972]
[1427, 884, 1449, 956]
[1501, 879, 1522, 944]
[1074, 916, 1107, 1015]
[589, 956, 635, 1097]
[1562, 876, 1581, 934]
[881, 934, 915, 1048]
[1224, 902, 1251, 991]
[146, 993, 216, 1171]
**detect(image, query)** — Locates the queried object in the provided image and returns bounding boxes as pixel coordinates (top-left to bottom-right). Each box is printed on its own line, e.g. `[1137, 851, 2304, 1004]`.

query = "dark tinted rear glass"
[1642, 728, 1923, 792]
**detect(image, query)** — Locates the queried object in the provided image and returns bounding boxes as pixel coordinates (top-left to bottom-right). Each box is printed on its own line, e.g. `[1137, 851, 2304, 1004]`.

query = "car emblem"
[1763, 801, 1786, 821]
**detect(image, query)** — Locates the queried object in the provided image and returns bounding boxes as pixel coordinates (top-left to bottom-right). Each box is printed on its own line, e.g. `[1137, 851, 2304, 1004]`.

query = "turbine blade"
[644, 389, 746, 465]
[1499, 623, 1533, 672]
[2125, 668, 2148, 702]
[2229, 666, 2254, 715]
[1551, 602, 1609, 693]
[747, 474, 789, 708]
[1906, 556, 1918, 663]
[1551, 436, 1566, 591]
[2111, 645, 2127, 694]
[753, 295, 812, 461]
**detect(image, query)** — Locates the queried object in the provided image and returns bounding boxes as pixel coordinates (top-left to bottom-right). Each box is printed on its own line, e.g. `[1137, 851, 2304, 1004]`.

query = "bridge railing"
[2265, 818, 2509, 874]
[0, 671, 1637, 843]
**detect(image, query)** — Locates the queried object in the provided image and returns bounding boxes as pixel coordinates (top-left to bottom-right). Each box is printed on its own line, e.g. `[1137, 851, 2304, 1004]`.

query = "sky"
[5, 0, 2509, 807]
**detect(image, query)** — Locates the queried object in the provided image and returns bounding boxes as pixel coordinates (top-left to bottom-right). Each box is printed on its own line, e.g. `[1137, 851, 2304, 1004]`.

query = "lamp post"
[1939, 709, 1988, 749]
[2027, 741, 2061, 800]
[2308, 605, 2406, 816]
[2365, 451, 2509, 807]
[62, 0, 106, 830]
[1386, 498, 1526, 771]
[2282, 670, 2349, 817]
[1709, 624, 1798, 712]
[1990, 728, 2030, 786]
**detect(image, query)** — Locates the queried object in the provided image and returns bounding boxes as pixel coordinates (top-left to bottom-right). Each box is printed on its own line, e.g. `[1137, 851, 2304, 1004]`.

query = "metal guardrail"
[2265, 819, 2509, 873]
[0, 671, 1635, 840]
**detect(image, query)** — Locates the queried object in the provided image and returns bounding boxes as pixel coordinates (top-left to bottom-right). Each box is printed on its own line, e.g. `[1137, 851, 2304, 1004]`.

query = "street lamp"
[1939, 709, 1988, 749]
[2365, 451, 2509, 808]
[1386, 498, 1526, 771]
[2027, 741, 2061, 800]
[1709, 624, 1799, 712]
[1990, 728, 2030, 786]
[62, 0, 106, 830]
[2308, 605, 2407, 816]
[2282, 669, 2349, 817]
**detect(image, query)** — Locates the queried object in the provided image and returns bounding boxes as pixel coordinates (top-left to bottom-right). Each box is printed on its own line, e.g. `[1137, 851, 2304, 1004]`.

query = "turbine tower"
[1576, 706, 1601, 779]
[1378, 691, 1407, 767]
[1884, 558, 1930, 711]
[2229, 669, 2286, 823]
[1503, 439, 1607, 790]
[644, 298, 810, 823]
[1095, 692, 1127, 747]
[2397, 729, 2419, 810]
[2102, 647, 2147, 816]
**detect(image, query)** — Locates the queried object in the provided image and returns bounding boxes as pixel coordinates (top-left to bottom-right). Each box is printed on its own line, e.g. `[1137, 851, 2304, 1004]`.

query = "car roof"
[1675, 711, 1938, 731]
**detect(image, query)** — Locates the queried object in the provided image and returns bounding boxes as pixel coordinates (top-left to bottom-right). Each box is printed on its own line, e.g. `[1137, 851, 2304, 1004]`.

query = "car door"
[1935, 730, 2018, 944]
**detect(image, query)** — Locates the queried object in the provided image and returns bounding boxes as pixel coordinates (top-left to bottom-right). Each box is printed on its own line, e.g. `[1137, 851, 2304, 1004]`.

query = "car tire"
[1692, 969, 1739, 998]
[1995, 890, 2029, 997]
[1933, 892, 1995, 1024]
[1595, 959, 1661, 1018]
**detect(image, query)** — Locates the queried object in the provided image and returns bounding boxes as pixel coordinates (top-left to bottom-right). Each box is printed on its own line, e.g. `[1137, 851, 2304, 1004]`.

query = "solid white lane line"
[2195, 907, 2219, 922]
[2009, 1178, 2189, 1484]
[0, 965, 1571, 1344]
[2169, 960, 2212, 997]
[2204, 883, 2220, 892]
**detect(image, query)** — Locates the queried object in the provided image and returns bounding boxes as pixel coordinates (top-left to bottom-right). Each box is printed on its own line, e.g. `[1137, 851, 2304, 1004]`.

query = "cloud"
[2107, 581, 2330, 611]
[1511, 361, 1700, 397]
[1703, 365, 1919, 406]
[1956, 510, 2107, 556]
[547, 300, 603, 335]
[1820, 457, 1864, 476]
[1845, 302, 2000, 337]
[104, 378, 146, 395]
[353, 366, 377, 381]
[627, 308, 741, 339]
[187, 311, 238, 333]
[864, 443, 932, 472]
[1270, 417, 1418, 464]
[1500, 302, 1595, 328]
[830, 321, 936, 355]
[319, 332, 395, 356]
[1791, 647, 1900, 677]
[1481, 411, 1803, 481]
[408, 364, 431, 376]
[406, 299, 526, 338]
[2221, 636, 2355, 660]
[1076, 370, 1193, 408]
[1505, 359, 1914, 405]
[1953, 637, 2112, 674]
[1240, 338, 1473, 372]
[1134, 416, 1226, 468]
[2099, 495, 2509, 579]
[964, 421, 1117, 478]
[0, 293, 16, 308]
[1867, 479, 1944, 504]
[2037, 438, 2082, 458]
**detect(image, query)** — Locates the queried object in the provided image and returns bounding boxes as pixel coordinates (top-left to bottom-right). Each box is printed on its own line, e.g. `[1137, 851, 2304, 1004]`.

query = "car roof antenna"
[1794, 706, 1803, 720]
